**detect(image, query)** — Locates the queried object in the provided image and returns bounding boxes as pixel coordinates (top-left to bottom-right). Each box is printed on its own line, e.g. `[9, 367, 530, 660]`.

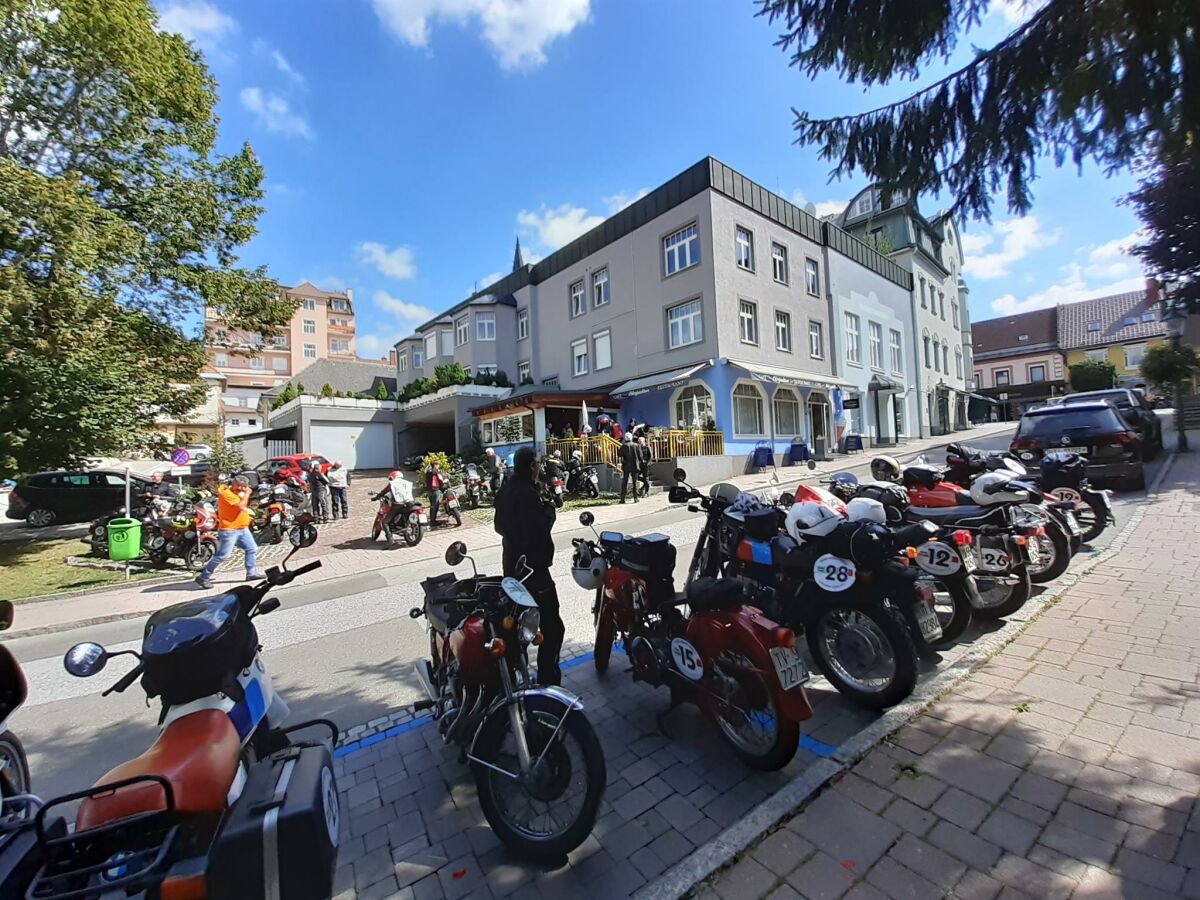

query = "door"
[310, 422, 394, 470]
[808, 395, 830, 443]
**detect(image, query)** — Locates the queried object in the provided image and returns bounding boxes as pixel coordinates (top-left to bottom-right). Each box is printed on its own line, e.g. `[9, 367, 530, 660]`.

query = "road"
[5, 427, 1160, 802]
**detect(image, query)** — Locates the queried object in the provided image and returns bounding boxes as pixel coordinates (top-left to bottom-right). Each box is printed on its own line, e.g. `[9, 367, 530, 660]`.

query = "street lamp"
[1161, 280, 1190, 452]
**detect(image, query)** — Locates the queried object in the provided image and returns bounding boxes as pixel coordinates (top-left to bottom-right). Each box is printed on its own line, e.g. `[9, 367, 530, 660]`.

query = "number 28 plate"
[813, 554, 856, 592]
[769, 646, 810, 691]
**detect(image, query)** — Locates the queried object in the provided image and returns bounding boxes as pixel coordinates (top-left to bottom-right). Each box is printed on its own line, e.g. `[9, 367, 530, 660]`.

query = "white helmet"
[970, 472, 1029, 505]
[846, 497, 887, 525]
[785, 500, 843, 541]
[572, 449, 582, 460]
[572, 547, 609, 590]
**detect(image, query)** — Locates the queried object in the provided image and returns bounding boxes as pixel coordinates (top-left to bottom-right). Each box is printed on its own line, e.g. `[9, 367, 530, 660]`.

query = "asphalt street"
[5, 427, 1159, 803]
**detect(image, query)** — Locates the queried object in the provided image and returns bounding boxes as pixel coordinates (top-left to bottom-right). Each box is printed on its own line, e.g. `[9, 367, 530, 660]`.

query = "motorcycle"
[411, 542, 605, 861]
[566, 464, 600, 500]
[463, 463, 493, 509]
[369, 490, 428, 546]
[574, 505, 814, 769]
[432, 484, 464, 528]
[146, 499, 219, 570]
[0, 601, 30, 815]
[33, 524, 340, 900]
[252, 481, 307, 545]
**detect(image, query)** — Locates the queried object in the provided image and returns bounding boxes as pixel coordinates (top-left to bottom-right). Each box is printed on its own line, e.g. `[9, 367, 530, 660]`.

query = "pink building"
[970, 307, 1067, 420]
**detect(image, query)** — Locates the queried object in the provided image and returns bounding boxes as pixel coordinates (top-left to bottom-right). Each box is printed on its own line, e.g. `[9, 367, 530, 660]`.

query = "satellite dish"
[803, 202, 817, 216]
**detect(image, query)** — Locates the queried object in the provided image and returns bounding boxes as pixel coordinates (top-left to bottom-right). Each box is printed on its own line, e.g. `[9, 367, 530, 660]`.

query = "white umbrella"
[580, 400, 589, 432]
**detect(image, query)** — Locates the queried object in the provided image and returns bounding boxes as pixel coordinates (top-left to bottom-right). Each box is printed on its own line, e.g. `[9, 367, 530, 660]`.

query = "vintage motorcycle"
[146, 498, 218, 570]
[369, 490, 428, 546]
[572, 507, 814, 770]
[30, 526, 340, 900]
[463, 463, 492, 509]
[411, 542, 605, 862]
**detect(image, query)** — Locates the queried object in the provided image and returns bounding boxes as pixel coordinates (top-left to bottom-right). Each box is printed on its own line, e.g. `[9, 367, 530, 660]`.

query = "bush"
[401, 377, 438, 401]
[473, 370, 495, 386]
[374, 382, 390, 401]
[1068, 359, 1118, 392]
[419, 450, 453, 479]
[1141, 343, 1198, 393]
[320, 383, 335, 398]
[434, 363, 470, 387]
[494, 370, 512, 388]
[519, 374, 534, 386]
[272, 383, 298, 409]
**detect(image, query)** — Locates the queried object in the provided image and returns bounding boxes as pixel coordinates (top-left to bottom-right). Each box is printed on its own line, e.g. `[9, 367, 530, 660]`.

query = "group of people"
[561, 414, 651, 444]
[618, 432, 652, 503]
[298, 459, 350, 523]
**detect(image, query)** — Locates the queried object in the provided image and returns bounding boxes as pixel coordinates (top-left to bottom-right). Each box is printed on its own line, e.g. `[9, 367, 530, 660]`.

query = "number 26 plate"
[769, 646, 810, 691]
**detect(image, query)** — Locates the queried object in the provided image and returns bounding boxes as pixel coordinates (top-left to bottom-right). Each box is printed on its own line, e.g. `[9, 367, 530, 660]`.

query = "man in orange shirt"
[195, 475, 264, 588]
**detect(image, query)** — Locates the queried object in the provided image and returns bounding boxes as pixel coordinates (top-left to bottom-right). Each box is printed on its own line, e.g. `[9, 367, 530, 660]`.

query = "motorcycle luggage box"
[206, 741, 339, 900]
[741, 506, 779, 541]
[901, 465, 943, 489]
[619, 533, 676, 582]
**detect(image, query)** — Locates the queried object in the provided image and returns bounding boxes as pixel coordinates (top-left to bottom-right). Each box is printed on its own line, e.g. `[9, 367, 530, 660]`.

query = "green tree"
[1128, 150, 1200, 313]
[271, 383, 297, 409]
[0, 0, 293, 478]
[1141, 343, 1198, 394]
[1069, 359, 1118, 392]
[374, 382, 390, 401]
[320, 383, 335, 398]
[759, 0, 1200, 218]
[434, 363, 470, 386]
[494, 369, 512, 388]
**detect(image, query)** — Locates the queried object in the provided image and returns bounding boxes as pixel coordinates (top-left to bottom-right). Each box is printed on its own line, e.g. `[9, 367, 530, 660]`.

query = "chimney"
[388, 350, 397, 366]
[1145, 277, 1160, 305]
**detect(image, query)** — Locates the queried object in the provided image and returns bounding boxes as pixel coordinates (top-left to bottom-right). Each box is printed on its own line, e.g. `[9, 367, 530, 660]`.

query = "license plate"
[554, 485, 563, 495]
[448, 499, 459, 509]
[1063, 511, 1081, 535]
[270, 513, 281, 523]
[977, 547, 1011, 572]
[416, 513, 428, 524]
[1055, 446, 1088, 456]
[769, 646, 810, 691]
[959, 546, 977, 571]
[1026, 541, 1040, 564]
[914, 599, 943, 642]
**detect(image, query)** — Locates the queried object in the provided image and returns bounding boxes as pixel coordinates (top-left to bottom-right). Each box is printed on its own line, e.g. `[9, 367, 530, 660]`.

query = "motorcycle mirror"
[578, 511, 595, 527]
[445, 541, 468, 567]
[289, 522, 318, 548]
[0, 600, 12, 631]
[672, 468, 687, 483]
[65, 642, 108, 678]
[807, 459, 817, 470]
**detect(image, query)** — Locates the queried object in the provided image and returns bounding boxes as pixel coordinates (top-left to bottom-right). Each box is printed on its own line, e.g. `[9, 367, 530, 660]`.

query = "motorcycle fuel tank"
[448, 615, 494, 688]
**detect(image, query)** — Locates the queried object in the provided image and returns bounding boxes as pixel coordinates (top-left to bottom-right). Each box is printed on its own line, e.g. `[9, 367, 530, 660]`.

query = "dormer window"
[1086, 322, 1101, 332]
[854, 193, 873, 217]
[1123, 316, 1136, 326]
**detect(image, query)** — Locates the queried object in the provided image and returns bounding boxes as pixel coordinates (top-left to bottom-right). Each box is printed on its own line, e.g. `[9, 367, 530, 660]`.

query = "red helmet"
[388, 470, 401, 480]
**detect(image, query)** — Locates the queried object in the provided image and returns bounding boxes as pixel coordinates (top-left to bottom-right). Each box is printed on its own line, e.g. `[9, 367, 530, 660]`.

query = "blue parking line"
[799, 735, 837, 758]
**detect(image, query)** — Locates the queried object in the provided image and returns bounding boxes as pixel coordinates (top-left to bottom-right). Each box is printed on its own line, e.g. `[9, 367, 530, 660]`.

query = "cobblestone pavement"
[703, 450, 1200, 900]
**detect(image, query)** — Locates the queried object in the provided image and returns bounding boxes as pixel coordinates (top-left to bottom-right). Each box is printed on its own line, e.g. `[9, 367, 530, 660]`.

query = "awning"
[969, 392, 999, 404]
[610, 363, 710, 398]
[868, 375, 903, 392]
[726, 359, 852, 391]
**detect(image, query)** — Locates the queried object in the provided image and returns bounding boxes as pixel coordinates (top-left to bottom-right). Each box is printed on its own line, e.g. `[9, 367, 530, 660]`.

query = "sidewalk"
[703, 449, 1200, 899]
[7, 423, 1013, 634]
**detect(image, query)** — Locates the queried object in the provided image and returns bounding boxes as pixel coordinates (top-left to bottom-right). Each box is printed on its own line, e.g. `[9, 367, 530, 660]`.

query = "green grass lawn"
[464, 493, 622, 526]
[0, 539, 166, 602]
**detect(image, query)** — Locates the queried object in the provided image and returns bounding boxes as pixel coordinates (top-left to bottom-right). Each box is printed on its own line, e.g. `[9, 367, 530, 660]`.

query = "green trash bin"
[107, 517, 142, 562]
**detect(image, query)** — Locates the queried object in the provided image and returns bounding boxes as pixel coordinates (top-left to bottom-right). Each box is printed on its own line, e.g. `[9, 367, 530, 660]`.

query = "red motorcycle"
[370, 490, 428, 546]
[571, 511, 813, 771]
[149, 500, 218, 570]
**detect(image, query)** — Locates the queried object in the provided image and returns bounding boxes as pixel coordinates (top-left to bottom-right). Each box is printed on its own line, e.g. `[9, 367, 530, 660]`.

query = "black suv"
[6, 470, 152, 527]
[1011, 402, 1145, 491]
[1056, 389, 1163, 460]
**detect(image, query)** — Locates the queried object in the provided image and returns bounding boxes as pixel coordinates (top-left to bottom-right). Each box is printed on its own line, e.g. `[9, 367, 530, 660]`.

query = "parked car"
[253, 454, 331, 486]
[1056, 389, 1164, 460]
[1010, 401, 1146, 491]
[184, 443, 213, 461]
[403, 450, 432, 471]
[6, 470, 152, 527]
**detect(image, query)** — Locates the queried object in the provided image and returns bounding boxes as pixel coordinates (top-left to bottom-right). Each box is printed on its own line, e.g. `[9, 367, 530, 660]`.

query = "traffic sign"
[171, 448, 191, 466]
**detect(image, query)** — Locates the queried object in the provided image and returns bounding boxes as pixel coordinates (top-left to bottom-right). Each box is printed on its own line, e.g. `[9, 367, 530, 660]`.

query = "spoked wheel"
[1047, 488, 1106, 544]
[1028, 520, 1071, 583]
[371, 521, 381, 541]
[472, 695, 606, 863]
[707, 651, 799, 771]
[805, 601, 917, 710]
[403, 521, 423, 547]
[972, 566, 1033, 619]
[929, 579, 972, 647]
[185, 540, 216, 571]
[0, 731, 31, 822]
[592, 590, 615, 675]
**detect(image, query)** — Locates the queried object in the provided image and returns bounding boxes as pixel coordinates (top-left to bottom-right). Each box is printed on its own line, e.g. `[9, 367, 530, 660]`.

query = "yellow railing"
[546, 431, 724, 467]
[545, 435, 622, 468]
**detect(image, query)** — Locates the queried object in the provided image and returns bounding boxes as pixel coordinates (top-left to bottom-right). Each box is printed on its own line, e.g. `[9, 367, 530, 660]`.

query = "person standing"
[196, 476, 263, 588]
[327, 460, 349, 519]
[148, 471, 175, 499]
[425, 460, 446, 527]
[619, 432, 640, 504]
[306, 460, 331, 523]
[494, 447, 563, 686]
[637, 436, 652, 498]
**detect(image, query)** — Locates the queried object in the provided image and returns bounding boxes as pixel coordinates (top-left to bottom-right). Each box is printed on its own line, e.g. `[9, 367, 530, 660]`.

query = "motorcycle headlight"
[518, 608, 541, 644]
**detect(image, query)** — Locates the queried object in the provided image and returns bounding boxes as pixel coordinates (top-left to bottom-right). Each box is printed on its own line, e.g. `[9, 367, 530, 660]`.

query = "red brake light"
[1115, 431, 1138, 447]
[1010, 439, 1038, 450]
[951, 530, 973, 547]
[736, 540, 755, 562]
[774, 627, 796, 649]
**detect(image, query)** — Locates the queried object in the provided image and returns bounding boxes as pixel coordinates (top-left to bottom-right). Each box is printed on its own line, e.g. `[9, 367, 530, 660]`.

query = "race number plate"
[769, 646, 810, 691]
[978, 547, 1011, 572]
[916, 542, 961, 576]
[813, 554, 856, 592]
[671, 638, 705, 681]
[270, 513, 281, 523]
[914, 599, 943, 642]
[959, 546, 978, 572]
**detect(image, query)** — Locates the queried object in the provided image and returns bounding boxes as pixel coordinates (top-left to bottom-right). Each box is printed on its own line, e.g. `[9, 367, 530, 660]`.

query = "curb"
[636, 450, 1178, 900]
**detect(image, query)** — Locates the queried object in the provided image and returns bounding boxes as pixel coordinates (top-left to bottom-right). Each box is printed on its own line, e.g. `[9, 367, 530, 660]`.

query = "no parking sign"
[171, 447, 190, 466]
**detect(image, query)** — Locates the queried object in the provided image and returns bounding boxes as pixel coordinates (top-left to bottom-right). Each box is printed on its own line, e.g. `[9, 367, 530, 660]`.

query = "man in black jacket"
[619, 433, 640, 504]
[494, 447, 563, 685]
[637, 436, 652, 498]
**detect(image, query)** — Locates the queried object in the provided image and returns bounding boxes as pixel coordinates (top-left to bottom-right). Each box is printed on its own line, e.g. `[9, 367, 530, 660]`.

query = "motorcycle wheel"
[593, 590, 615, 676]
[972, 565, 1033, 619]
[708, 651, 800, 771]
[403, 522, 424, 547]
[148, 547, 170, 567]
[383, 523, 394, 545]
[588, 483, 599, 499]
[185, 540, 216, 571]
[371, 522, 381, 541]
[553, 495, 563, 509]
[472, 694, 606, 863]
[804, 600, 918, 710]
[1028, 520, 1071, 584]
[928, 579, 972, 647]
[451, 509, 463, 527]
[0, 730, 31, 816]
[1076, 496, 1107, 543]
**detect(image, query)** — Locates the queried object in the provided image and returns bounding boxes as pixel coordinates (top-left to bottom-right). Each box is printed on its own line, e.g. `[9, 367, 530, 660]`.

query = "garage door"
[310, 422, 394, 470]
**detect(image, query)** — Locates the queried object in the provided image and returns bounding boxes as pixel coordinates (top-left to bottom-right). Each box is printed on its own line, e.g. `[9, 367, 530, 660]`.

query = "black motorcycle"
[565, 463, 600, 499]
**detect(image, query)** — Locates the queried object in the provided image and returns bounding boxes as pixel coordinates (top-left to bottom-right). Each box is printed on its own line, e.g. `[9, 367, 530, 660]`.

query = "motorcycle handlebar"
[103, 663, 144, 696]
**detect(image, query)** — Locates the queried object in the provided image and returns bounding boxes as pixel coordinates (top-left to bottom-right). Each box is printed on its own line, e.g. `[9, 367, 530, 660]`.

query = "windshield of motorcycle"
[501, 576, 538, 608]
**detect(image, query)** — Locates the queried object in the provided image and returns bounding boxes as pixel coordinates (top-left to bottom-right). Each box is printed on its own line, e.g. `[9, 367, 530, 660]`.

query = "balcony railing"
[545, 430, 725, 468]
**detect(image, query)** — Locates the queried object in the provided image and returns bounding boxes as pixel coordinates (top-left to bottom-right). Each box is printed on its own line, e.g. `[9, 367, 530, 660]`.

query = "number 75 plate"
[769, 646, 810, 691]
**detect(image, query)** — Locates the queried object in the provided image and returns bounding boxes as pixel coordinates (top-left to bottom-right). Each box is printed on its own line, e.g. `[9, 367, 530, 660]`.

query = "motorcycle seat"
[907, 504, 993, 523]
[75, 710, 240, 831]
[684, 577, 749, 612]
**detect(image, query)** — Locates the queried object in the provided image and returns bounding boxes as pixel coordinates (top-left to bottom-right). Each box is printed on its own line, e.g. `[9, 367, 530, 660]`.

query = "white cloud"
[357, 242, 417, 280]
[962, 216, 1059, 279]
[989, 231, 1146, 315]
[356, 334, 396, 358]
[474, 272, 503, 293]
[371, 0, 590, 71]
[239, 87, 313, 139]
[517, 204, 603, 251]
[992, 0, 1034, 25]
[791, 191, 848, 219]
[373, 290, 434, 326]
[158, 0, 237, 46]
[271, 49, 304, 83]
[1084, 230, 1143, 281]
[604, 188, 650, 213]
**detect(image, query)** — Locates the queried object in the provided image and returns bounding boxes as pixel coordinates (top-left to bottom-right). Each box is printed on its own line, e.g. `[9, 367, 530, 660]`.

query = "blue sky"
[159, 0, 1147, 358]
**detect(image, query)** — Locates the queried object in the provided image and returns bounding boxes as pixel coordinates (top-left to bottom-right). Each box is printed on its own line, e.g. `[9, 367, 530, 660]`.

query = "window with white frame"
[844, 312, 862, 365]
[593, 330, 612, 370]
[303, 319, 316, 335]
[923, 335, 931, 368]
[476, 311, 496, 341]
[869, 322, 883, 369]
[304, 344, 316, 359]
[805, 259, 820, 296]
[674, 384, 713, 429]
[739, 300, 759, 344]
[1124, 343, 1147, 369]
[250, 356, 264, 369]
[919, 278, 927, 308]
[889, 329, 903, 373]
[941, 342, 950, 373]
[474, 364, 498, 376]
[455, 315, 469, 347]
[995, 369, 1011, 386]
[517, 360, 531, 383]
[272, 357, 287, 372]
[732, 382, 765, 436]
[950, 301, 959, 328]
[517, 308, 529, 340]
[1085, 348, 1107, 362]
[773, 387, 801, 436]
[955, 348, 963, 378]
[939, 291, 946, 319]
[424, 333, 437, 362]
[735, 227, 754, 270]
[215, 354, 228, 368]
[664, 223, 701, 275]
[331, 339, 350, 354]
[1028, 363, 1046, 382]
[809, 320, 824, 359]
[570, 280, 586, 317]
[398, 351, 408, 372]
[440, 331, 453, 357]
[775, 310, 792, 352]
[272, 335, 288, 346]
[771, 243, 788, 284]
[667, 299, 703, 348]
[412, 345, 423, 368]
[571, 339, 589, 376]
[301, 298, 316, 311]
[592, 268, 609, 307]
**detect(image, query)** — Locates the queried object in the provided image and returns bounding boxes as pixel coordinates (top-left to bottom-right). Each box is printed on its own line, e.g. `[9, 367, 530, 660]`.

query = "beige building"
[205, 282, 356, 435]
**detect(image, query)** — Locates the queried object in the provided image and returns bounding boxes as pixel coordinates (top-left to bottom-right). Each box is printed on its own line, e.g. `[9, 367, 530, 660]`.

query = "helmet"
[572, 449, 582, 460]
[553, 450, 562, 459]
[846, 497, 887, 525]
[571, 545, 609, 590]
[388, 470, 401, 480]
[870, 455, 902, 483]
[970, 472, 1030, 505]
[485, 447, 495, 456]
[785, 500, 842, 541]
